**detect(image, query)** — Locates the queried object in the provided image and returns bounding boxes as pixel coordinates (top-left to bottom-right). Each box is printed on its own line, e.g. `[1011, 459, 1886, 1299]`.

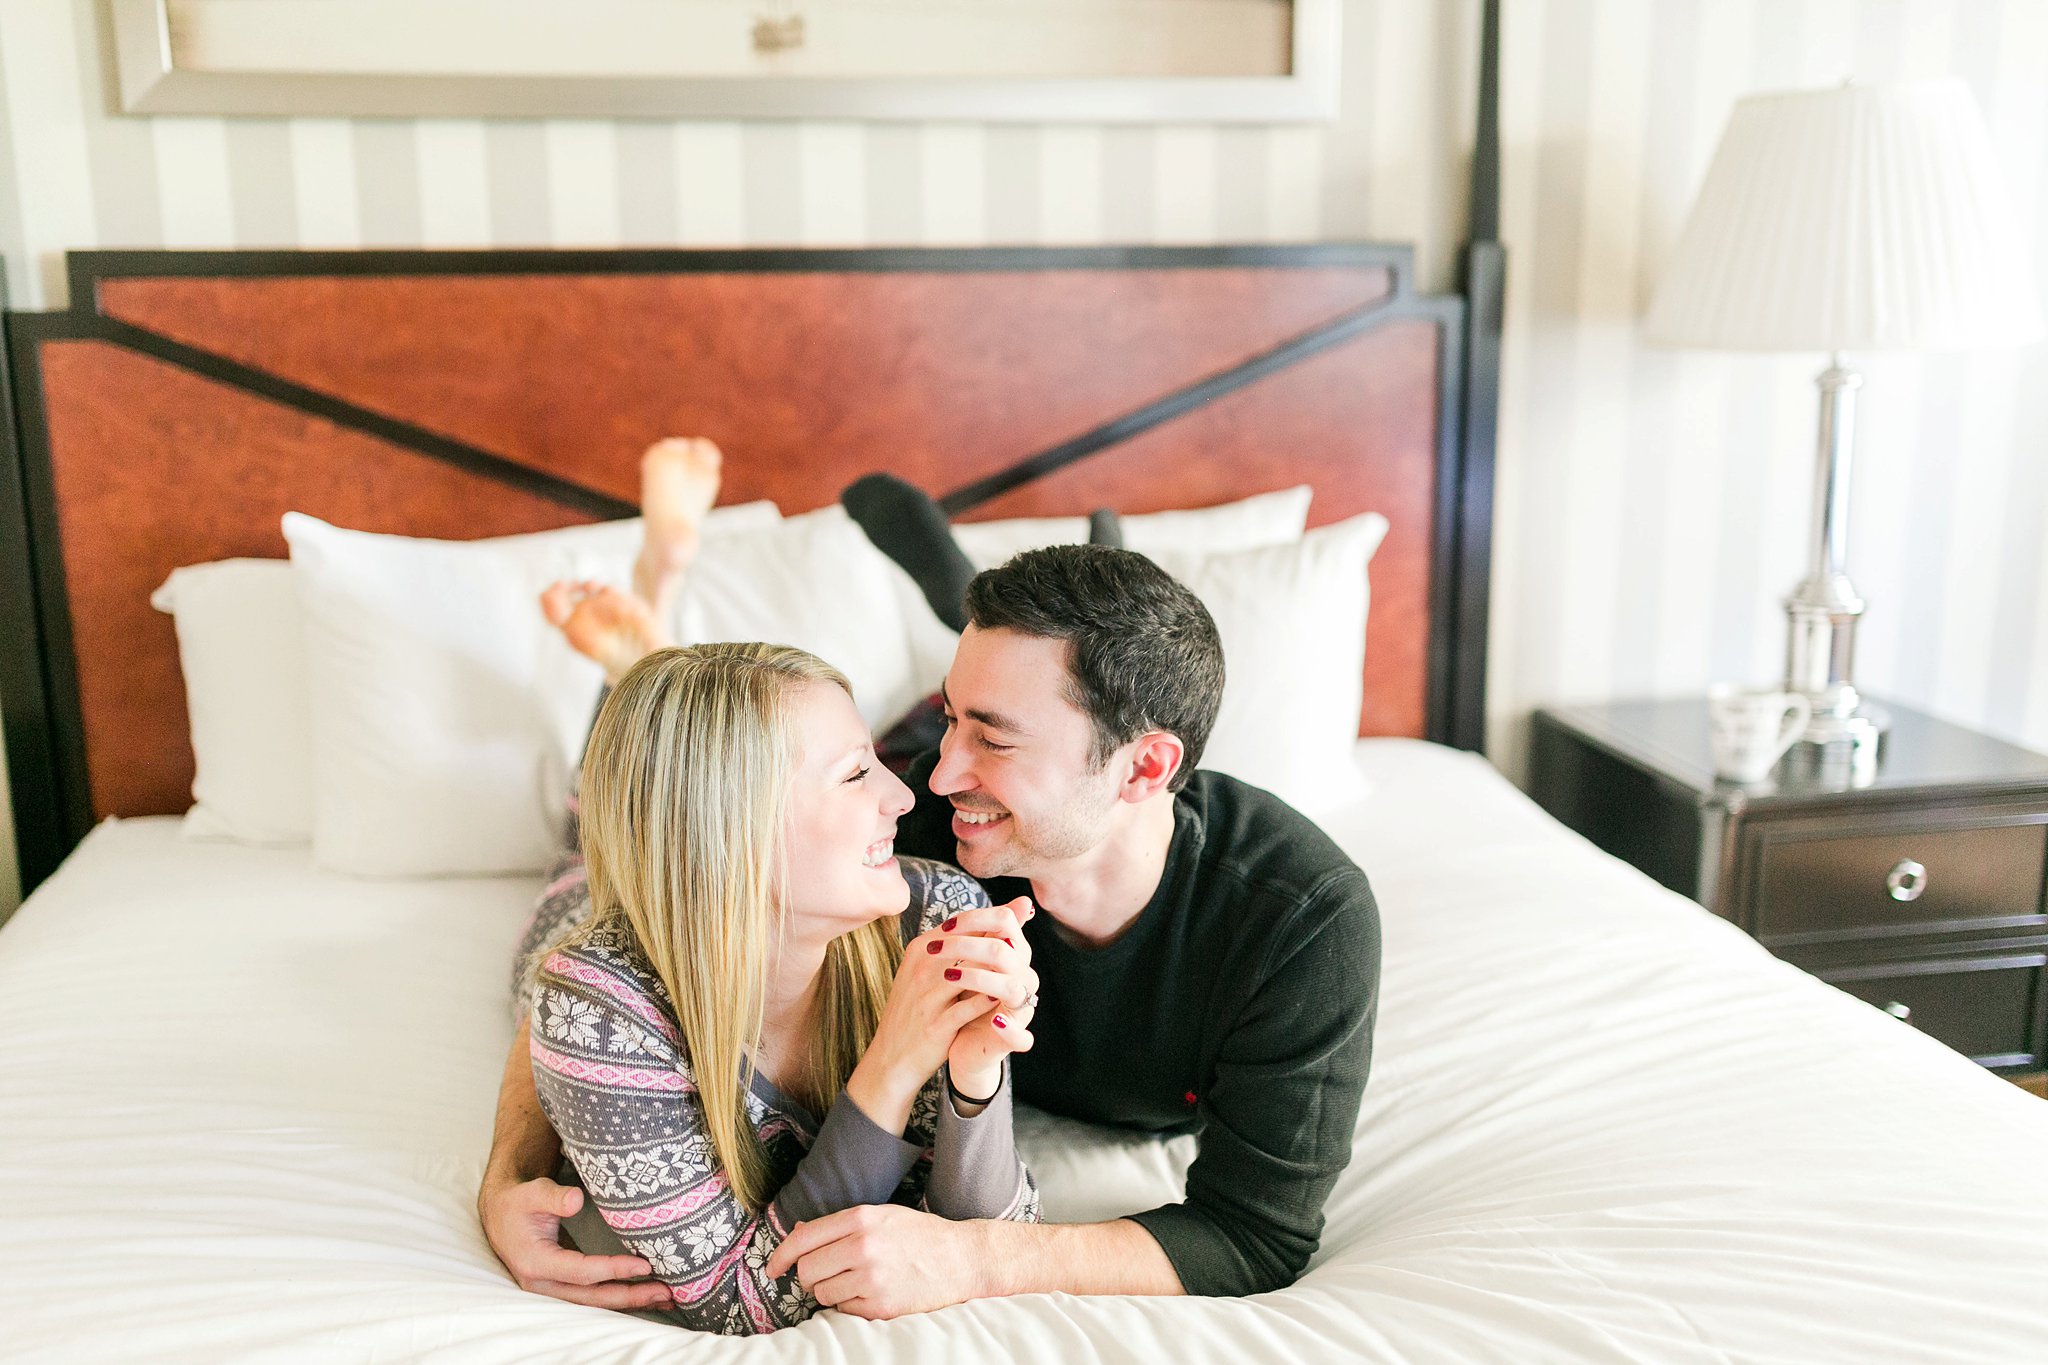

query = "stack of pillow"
[151, 486, 1387, 879]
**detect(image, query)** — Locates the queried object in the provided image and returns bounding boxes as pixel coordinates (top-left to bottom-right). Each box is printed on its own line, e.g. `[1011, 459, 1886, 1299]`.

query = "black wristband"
[945, 1062, 1000, 1108]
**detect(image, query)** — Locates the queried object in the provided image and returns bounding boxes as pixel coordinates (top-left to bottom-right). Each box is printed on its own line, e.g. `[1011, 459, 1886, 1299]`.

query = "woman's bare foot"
[540, 579, 671, 683]
[634, 437, 723, 623]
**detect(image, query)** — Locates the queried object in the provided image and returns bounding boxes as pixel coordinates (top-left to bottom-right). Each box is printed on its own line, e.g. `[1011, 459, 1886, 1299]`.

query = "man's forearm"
[967, 1217, 1184, 1298]
[483, 1020, 563, 1190]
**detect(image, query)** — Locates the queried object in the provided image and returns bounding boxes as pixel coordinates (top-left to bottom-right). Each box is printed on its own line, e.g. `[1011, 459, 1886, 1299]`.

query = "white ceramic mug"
[1708, 685, 1811, 783]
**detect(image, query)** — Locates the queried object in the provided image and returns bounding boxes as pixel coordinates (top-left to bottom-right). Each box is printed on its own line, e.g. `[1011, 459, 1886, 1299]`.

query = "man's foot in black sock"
[1086, 508, 1123, 548]
[840, 473, 977, 632]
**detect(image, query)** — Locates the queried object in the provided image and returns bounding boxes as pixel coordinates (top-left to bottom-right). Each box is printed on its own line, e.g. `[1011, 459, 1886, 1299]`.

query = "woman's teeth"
[956, 810, 1007, 826]
[862, 839, 894, 868]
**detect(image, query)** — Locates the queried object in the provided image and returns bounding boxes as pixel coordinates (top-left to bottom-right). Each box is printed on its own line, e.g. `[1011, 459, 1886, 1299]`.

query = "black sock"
[1086, 508, 1124, 548]
[840, 474, 977, 632]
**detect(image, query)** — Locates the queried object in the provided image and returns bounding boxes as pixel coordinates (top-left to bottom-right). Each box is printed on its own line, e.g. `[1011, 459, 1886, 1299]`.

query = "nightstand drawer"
[1754, 819, 2046, 944]
[1824, 954, 2046, 1069]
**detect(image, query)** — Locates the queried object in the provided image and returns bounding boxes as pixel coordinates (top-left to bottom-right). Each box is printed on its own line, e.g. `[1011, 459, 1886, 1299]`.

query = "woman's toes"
[549, 585, 671, 677]
[641, 440, 721, 544]
[634, 437, 723, 610]
[642, 438, 723, 520]
[539, 581, 577, 628]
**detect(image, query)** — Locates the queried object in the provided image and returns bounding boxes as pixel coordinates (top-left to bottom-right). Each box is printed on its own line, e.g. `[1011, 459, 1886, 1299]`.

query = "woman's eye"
[846, 765, 871, 784]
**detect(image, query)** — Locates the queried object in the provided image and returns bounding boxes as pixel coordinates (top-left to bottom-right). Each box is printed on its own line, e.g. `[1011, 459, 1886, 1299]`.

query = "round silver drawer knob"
[1883, 1001, 1912, 1022]
[1886, 859, 1927, 902]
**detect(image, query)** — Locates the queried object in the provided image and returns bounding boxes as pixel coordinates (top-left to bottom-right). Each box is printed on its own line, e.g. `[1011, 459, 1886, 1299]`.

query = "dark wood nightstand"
[1528, 696, 2048, 1074]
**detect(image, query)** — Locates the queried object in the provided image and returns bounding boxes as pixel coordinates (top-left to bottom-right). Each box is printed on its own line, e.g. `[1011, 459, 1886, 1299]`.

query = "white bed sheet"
[3, 739, 2045, 1363]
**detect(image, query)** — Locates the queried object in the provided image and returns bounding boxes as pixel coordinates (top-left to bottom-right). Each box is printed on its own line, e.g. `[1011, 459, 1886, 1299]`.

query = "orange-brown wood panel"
[46, 261, 1442, 825]
[38, 340, 602, 820]
[96, 267, 1394, 511]
[967, 319, 1440, 738]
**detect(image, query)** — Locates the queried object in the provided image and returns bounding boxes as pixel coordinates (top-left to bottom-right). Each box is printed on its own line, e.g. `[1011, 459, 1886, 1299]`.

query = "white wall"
[2, 0, 2046, 915]
[1490, 0, 2048, 790]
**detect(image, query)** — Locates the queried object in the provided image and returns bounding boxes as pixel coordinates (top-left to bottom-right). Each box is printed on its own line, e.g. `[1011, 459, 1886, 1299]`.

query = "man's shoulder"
[1176, 776, 1379, 1025]
[1180, 769, 1372, 904]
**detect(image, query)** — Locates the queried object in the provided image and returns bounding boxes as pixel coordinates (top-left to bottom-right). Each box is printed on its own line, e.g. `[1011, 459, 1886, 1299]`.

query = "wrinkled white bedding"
[3, 740, 2044, 1363]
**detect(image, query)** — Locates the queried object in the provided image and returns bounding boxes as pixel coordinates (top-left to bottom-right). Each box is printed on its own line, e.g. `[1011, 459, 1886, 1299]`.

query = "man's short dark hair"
[962, 544, 1223, 792]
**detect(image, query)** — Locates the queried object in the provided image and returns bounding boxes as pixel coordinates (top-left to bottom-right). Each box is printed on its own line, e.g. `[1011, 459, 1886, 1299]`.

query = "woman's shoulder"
[532, 920, 683, 1058]
[897, 856, 990, 937]
[538, 916, 653, 981]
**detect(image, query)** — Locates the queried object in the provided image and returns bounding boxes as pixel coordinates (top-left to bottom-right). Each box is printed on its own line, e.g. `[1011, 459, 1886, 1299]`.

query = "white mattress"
[3, 740, 2045, 1363]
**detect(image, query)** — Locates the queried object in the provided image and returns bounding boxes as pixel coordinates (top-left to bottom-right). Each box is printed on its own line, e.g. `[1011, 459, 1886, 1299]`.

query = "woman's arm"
[893, 862, 1041, 1224]
[530, 950, 926, 1333]
[478, 1021, 671, 1310]
[921, 1062, 1041, 1223]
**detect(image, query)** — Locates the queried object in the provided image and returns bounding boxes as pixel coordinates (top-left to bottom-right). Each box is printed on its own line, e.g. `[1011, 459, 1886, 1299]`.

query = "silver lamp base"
[1782, 357, 1887, 775]
[1782, 705, 1886, 787]
[1801, 705, 1888, 748]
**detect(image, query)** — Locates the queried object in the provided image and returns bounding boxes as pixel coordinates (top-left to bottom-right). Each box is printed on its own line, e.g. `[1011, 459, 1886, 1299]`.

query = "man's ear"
[1122, 732, 1186, 801]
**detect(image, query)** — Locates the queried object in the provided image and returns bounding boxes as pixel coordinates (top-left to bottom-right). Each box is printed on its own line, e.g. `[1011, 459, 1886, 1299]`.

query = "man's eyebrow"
[939, 684, 1026, 736]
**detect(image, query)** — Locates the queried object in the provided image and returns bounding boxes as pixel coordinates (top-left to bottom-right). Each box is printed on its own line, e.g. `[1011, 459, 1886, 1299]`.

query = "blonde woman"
[510, 444, 1040, 1334]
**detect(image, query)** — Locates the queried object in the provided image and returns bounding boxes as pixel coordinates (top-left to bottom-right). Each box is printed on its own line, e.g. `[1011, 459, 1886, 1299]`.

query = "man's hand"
[479, 1173, 670, 1311]
[763, 1205, 981, 1320]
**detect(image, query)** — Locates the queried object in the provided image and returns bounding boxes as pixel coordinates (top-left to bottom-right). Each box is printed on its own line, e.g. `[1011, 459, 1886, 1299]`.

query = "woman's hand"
[843, 899, 1037, 1135]
[943, 899, 1037, 1105]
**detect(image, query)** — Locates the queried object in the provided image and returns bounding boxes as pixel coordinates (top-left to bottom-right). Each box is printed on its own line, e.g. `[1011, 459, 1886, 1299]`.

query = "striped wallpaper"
[2, 0, 2046, 914]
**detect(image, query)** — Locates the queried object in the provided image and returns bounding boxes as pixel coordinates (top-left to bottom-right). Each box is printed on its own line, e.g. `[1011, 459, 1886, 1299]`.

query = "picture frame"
[112, 0, 1340, 123]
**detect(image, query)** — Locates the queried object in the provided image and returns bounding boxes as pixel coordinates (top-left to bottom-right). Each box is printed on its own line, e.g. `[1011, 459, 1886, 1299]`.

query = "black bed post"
[1447, 0, 1504, 753]
[0, 285, 64, 921]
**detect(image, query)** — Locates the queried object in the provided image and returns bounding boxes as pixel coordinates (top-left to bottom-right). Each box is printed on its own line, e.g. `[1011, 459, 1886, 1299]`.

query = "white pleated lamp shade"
[1645, 79, 2045, 352]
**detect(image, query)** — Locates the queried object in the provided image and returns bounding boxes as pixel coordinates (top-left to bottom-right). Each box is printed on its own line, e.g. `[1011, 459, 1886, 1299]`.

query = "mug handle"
[1772, 695, 1812, 763]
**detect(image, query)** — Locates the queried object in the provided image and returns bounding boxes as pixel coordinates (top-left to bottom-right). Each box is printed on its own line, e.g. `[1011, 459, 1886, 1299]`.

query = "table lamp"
[1645, 79, 2044, 760]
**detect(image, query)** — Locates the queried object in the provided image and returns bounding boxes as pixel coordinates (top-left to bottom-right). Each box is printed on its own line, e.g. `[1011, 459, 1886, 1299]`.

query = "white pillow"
[150, 504, 781, 852]
[674, 505, 934, 732]
[151, 560, 315, 845]
[951, 485, 1312, 571]
[283, 501, 926, 877]
[887, 485, 1319, 699]
[279, 504, 777, 875]
[1154, 511, 1390, 815]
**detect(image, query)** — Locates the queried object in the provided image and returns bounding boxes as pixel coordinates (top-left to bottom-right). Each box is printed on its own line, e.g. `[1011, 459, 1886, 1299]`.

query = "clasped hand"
[846, 897, 1038, 1127]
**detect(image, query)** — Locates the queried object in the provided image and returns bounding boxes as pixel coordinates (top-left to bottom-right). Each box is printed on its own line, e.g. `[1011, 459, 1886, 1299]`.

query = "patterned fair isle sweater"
[514, 841, 1040, 1335]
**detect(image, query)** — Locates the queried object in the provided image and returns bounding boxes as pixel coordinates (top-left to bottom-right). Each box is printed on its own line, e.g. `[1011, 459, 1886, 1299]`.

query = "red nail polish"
[927, 940, 944, 954]
[1002, 936, 1013, 947]
[993, 1016, 1007, 1029]
[942, 917, 958, 931]
[944, 968, 961, 981]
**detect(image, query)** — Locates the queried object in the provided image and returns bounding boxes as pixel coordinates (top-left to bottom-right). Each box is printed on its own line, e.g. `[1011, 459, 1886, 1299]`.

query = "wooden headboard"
[0, 242, 1498, 897]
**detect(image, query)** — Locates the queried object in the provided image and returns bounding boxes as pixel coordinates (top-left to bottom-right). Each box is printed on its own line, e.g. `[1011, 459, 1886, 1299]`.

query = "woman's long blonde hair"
[568, 643, 905, 1212]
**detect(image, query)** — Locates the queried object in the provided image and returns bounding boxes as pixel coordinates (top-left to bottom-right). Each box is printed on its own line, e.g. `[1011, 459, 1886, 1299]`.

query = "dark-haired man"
[482, 540, 1379, 1317]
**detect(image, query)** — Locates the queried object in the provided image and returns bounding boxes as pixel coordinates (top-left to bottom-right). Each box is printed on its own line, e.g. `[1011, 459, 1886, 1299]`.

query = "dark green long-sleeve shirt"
[896, 751, 1380, 1297]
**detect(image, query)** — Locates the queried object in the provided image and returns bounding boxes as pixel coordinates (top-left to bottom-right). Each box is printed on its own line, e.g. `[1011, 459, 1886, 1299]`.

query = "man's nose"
[928, 730, 969, 795]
